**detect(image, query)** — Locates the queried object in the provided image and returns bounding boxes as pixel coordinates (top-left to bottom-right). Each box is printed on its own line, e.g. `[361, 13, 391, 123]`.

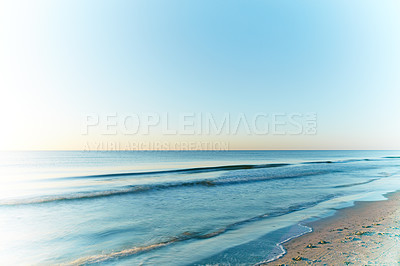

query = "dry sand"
[265, 191, 400, 265]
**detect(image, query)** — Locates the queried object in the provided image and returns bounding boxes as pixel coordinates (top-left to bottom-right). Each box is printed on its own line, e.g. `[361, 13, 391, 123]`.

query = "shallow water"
[0, 151, 400, 265]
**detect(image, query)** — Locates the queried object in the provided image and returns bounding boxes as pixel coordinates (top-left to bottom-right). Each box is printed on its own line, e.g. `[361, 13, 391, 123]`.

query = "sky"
[0, 0, 399, 150]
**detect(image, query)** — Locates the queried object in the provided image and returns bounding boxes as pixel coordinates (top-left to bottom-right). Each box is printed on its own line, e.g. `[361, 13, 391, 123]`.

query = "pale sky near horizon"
[0, 0, 399, 150]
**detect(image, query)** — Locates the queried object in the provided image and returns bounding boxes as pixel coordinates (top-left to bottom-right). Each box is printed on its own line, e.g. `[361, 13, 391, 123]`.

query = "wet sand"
[266, 191, 400, 265]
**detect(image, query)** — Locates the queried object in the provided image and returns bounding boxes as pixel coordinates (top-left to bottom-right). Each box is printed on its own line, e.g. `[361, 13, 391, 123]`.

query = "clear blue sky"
[0, 0, 399, 150]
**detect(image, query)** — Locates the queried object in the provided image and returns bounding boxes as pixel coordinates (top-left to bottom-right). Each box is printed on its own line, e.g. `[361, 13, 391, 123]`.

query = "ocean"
[1, 150, 400, 265]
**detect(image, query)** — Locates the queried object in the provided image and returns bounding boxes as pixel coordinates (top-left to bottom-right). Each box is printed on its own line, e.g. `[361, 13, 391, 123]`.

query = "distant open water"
[0, 151, 400, 265]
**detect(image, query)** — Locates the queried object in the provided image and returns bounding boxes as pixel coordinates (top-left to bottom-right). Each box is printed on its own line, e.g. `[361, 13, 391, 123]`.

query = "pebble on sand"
[292, 256, 303, 261]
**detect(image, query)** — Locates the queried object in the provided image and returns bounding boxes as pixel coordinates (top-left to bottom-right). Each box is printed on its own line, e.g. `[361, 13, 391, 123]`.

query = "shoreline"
[264, 191, 400, 265]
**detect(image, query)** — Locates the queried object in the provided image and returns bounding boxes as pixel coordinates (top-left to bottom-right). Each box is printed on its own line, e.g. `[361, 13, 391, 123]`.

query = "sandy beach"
[266, 191, 400, 265]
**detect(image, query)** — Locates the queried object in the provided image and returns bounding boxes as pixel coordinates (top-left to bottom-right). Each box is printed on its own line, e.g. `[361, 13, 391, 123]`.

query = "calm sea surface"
[1, 151, 400, 265]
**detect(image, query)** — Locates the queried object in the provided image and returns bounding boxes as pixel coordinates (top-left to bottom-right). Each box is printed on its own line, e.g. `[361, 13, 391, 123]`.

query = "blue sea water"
[0, 150, 400, 265]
